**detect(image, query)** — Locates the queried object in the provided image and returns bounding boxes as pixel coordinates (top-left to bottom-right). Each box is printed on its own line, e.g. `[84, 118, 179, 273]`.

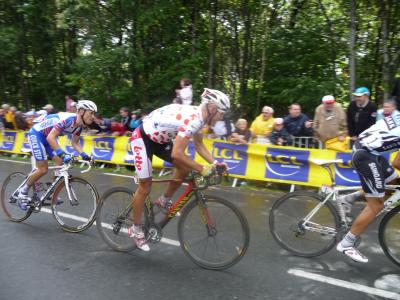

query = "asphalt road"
[0, 158, 399, 300]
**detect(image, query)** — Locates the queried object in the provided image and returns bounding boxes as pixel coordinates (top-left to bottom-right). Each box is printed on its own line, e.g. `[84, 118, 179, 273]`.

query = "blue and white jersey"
[359, 111, 400, 154]
[31, 112, 82, 137]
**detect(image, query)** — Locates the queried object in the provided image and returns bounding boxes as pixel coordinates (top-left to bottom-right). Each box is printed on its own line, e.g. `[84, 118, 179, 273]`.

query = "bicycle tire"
[51, 177, 99, 233]
[379, 205, 400, 268]
[1, 172, 34, 222]
[178, 194, 250, 270]
[269, 191, 340, 257]
[96, 187, 149, 252]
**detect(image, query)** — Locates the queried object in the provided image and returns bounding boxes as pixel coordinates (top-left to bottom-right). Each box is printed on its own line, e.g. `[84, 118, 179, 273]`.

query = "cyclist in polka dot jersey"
[128, 88, 230, 251]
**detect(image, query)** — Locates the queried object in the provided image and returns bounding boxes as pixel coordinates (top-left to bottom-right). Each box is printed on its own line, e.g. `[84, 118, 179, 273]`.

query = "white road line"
[40, 207, 180, 247]
[0, 158, 30, 165]
[288, 268, 400, 300]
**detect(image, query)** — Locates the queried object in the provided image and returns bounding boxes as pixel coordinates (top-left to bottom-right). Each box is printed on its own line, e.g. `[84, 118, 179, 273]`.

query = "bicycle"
[269, 158, 400, 267]
[96, 169, 250, 270]
[1, 158, 99, 233]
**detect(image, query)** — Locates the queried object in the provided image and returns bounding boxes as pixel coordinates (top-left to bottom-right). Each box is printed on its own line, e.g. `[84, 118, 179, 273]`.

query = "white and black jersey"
[358, 111, 400, 154]
[352, 111, 400, 197]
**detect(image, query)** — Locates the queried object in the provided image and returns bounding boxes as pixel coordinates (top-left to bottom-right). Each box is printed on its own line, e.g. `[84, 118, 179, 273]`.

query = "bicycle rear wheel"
[269, 191, 340, 257]
[96, 187, 149, 252]
[51, 177, 99, 233]
[1, 172, 34, 222]
[379, 205, 400, 267]
[178, 195, 249, 270]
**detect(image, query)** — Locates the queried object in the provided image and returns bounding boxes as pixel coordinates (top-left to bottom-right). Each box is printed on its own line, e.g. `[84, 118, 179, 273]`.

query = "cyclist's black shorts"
[352, 145, 397, 198]
[129, 125, 173, 178]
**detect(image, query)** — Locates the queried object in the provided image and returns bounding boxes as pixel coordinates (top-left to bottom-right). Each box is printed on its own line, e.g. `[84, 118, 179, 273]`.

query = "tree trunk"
[208, 0, 218, 87]
[380, 0, 391, 101]
[348, 0, 357, 100]
[239, 0, 251, 106]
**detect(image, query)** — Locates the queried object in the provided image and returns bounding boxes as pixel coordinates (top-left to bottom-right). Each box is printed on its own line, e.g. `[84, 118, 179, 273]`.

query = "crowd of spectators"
[0, 96, 145, 137]
[203, 86, 399, 151]
[1, 86, 399, 152]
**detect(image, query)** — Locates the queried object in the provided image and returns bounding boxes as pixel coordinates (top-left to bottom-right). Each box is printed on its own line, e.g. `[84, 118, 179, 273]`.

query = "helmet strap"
[81, 110, 88, 126]
[205, 104, 217, 125]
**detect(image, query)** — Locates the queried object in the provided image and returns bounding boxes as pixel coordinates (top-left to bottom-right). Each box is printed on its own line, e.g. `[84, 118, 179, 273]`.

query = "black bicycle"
[96, 170, 250, 270]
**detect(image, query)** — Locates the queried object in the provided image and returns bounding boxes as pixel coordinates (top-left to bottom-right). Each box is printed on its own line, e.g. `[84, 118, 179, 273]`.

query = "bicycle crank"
[147, 224, 163, 243]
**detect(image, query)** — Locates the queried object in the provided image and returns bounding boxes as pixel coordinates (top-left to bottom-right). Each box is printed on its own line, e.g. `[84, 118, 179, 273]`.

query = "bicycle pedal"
[42, 202, 51, 207]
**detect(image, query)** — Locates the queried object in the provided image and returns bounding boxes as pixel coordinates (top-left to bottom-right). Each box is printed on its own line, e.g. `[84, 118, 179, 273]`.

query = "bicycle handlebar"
[55, 158, 94, 175]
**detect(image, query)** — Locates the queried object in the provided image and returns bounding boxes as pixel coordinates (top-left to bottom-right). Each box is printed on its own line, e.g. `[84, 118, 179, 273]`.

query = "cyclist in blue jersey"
[16, 100, 97, 209]
[336, 105, 400, 263]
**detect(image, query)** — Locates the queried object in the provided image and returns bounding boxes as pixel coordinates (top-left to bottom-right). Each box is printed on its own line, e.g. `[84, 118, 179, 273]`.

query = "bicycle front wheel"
[269, 191, 340, 257]
[96, 187, 149, 252]
[178, 195, 250, 270]
[1, 172, 34, 222]
[51, 177, 99, 233]
[379, 205, 400, 267]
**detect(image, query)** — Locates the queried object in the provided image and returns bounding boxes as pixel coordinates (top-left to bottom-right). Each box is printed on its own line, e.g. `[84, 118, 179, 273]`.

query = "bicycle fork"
[196, 193, 217, 237]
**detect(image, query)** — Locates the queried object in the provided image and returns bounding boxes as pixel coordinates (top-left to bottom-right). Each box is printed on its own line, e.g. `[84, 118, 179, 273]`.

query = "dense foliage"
[0, 0, 399, 118]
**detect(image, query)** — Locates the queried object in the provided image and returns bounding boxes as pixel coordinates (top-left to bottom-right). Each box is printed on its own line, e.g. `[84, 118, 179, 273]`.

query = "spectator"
[284, 103, 313, 137]
[177, 77, 193, 105]
[14, 111, 28, 130]
[230, 118, 251, 144]
[250, 106, 274, 144]
[347, 87, 377, 146]
[211, 112, 234, 140]
[2, 104, 16, 129]
[119, 107, 132, 131]
[270, 118, 292, 146]
[90, 114, 112, 135]
[129, 109, 143, 130]
[42, 104, 56, 115]
[313, 95, 347, 143]
[376, 99, 399, 121]
[0, 108, 5, 130]
[392, 77, 400, 109]
[65, 95, 76, 113]
[110, 119, 127, 136]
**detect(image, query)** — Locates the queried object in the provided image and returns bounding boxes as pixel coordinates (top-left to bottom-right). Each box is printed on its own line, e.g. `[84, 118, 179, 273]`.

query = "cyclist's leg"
[153, 142, 188, 203]
[163, 167, 190, 198]
[337, 149, 385, 262]
[18, 131, 49, 198]
[129, 127, 153, 251]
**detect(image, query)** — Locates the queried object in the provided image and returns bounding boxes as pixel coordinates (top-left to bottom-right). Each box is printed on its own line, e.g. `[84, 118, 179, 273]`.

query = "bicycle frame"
[302, 161, 400, 235]
[10, 160, 92, 208]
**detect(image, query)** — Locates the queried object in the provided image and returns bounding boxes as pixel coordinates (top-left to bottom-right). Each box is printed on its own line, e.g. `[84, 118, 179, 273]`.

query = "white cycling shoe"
[128, 226, 150, 252]
[336, 242, 368, 263]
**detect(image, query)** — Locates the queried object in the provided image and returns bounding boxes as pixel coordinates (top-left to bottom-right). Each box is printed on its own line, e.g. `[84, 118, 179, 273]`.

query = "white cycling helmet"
[201, 88, 230, 113]
[76, 100, 97, 112]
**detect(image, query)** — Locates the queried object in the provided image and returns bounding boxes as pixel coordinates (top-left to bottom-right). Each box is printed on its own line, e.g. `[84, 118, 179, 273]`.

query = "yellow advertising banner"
[1, 130, 397, 187]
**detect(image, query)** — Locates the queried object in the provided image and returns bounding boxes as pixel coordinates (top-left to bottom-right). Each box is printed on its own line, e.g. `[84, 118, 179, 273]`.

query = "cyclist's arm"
[71, 134, 84, 154]
[172, 135, 204, 172]
[47, 128, 63, 151]
[192, 132, 214, 164]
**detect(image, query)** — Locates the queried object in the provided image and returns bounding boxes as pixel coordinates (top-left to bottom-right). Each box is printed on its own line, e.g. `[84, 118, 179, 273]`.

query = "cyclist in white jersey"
[16, 100, 97, 209]
[128, 88, 230, 251]
[336, 109, 400, 263]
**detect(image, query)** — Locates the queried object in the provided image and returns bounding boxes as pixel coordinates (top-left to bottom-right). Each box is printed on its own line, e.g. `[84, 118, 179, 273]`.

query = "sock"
[160, 194, 172, 205]
[133, 224, 142, 231]
[341, 231, 357, 248]
[343, 191, 361, 204]
[20, 184, 29, 194]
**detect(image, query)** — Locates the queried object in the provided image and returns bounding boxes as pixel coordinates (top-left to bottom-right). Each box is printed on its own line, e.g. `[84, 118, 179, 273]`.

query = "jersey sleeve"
[177, 119, 203, 139]
[54, 116, 75, 132]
